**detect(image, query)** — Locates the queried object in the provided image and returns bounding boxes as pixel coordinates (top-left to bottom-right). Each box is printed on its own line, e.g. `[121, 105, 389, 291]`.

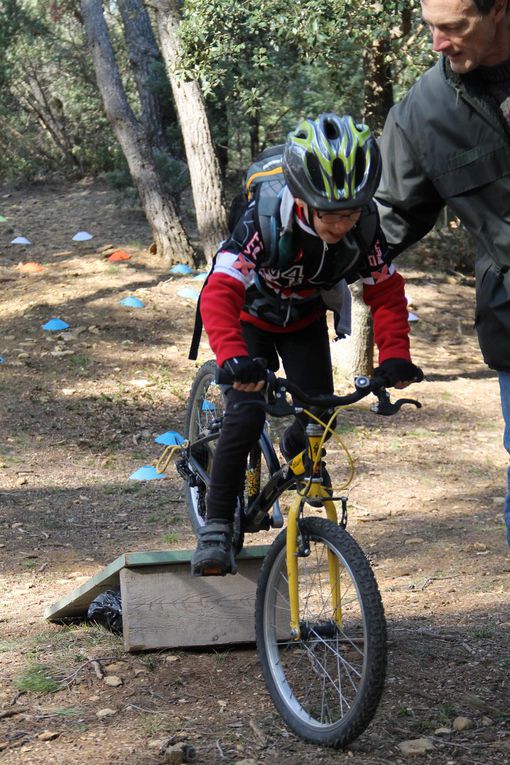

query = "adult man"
[192, 113, 423, 576]
[376, 0, 510, 546]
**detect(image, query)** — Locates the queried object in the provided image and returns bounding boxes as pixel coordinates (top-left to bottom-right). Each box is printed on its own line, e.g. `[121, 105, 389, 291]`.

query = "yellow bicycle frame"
[286, 431, 342, 640]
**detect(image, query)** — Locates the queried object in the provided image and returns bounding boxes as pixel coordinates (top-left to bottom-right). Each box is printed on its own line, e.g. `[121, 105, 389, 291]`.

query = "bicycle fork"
[286, 429, 342, 640]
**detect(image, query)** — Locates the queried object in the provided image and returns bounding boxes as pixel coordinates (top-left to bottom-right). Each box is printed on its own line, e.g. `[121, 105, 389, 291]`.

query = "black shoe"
[279, 428, 305, 462]
[191, 520, 237, 576]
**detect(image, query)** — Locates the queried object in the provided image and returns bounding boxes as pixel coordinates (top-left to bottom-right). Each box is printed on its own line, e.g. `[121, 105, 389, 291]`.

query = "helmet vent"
[305, 153, 326, 193]
[332, 158, 345, 191]
[354, 147, 366, 188]
[323, 118, 340, 140]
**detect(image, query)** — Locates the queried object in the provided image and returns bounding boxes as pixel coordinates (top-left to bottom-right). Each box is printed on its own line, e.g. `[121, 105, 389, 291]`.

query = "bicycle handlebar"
[215, 367, 422, 417]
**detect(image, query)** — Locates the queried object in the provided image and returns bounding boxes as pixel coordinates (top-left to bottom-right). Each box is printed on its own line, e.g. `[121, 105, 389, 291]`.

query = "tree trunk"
[117, 0, 176, 152]
[331, 281, 374, 383]
[152, 0, 228, 264]
[80, 0, 194, 264]
[22, 70, 81, 170]
[249, 112, 260, 158]
[363, 36, 394, 135]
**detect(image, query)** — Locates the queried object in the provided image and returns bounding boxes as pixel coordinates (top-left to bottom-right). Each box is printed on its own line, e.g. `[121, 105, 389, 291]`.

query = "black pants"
[206, 316, 334, 521]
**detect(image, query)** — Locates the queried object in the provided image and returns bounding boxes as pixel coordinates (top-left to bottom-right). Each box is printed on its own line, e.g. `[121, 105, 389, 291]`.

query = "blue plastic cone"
[129, 465, 166, 481]
[170, 264, 193, 275]
[42, 318, 70, 331]
[177, 287, 199, 301]
[120, 296, 144, 308]
[154, 431, 185, 445]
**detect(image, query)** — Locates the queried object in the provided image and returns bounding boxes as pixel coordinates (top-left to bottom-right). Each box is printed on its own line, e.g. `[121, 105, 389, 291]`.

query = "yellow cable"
[302, 406, 356, 492]
[155, 444, 182, 475]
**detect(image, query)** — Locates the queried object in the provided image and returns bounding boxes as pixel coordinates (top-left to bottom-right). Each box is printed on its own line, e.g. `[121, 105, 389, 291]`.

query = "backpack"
[227, 144, 287, 269]
[188, 145, 289, 360]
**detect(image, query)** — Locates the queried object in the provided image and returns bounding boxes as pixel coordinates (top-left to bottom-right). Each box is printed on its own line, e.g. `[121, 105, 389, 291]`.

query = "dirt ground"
[0, 178, 508, 765]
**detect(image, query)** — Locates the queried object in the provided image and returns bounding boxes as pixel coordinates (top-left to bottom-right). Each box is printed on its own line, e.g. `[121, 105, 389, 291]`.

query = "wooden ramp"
[44, 546, 270, 652]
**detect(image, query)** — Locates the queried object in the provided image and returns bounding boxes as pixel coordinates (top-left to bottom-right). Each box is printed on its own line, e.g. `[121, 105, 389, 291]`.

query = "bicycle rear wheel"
[183, 360, 281, 540]
[183, 361, 224, 535]
[255, 517, 387, 748]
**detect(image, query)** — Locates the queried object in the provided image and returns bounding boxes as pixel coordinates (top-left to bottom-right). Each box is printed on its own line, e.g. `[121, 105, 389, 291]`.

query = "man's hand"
[374, 358, 424, 390]
[222, 357, 267, 392]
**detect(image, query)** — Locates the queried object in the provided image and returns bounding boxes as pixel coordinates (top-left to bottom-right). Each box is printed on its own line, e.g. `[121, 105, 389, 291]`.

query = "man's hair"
[473, 0, 508, 13]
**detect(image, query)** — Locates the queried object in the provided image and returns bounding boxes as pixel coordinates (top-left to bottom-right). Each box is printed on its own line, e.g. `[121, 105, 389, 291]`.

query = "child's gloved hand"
[222, 356, 267, 384]
[373, 358, 424, 389]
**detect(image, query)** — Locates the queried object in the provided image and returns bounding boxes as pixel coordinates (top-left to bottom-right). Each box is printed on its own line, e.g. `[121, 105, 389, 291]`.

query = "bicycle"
[159, 360, 421, 748]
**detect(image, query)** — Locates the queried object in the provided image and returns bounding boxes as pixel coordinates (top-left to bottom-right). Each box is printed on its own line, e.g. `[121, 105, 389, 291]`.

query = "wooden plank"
[121, 554, 266, 651]
[44, 554, 127, 620]
[123, 545, 269, 568]
[44, 546, 271, 633]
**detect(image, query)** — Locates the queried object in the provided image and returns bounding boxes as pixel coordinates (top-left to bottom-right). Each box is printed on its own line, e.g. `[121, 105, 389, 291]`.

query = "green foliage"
[0, 0, 436, 185]
[0, 1, 128, 181]
[178, 0, 434, 169]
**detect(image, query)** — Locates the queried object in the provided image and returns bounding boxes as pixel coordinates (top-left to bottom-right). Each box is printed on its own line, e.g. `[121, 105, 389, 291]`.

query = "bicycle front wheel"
[255, 517, 387, 748]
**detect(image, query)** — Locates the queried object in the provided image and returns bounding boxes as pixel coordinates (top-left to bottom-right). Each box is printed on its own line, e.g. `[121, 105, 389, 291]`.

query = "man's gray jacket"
[377, 55, 510, 371]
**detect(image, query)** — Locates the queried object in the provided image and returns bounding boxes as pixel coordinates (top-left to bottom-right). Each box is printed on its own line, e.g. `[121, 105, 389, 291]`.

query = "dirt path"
[0, 180, 508, 764]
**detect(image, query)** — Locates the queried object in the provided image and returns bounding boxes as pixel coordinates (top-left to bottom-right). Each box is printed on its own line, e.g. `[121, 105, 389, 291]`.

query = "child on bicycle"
[192, 112, 423, 576]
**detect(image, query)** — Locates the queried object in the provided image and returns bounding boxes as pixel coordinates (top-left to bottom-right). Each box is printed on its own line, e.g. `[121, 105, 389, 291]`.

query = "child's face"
[312, 207, 361, 244]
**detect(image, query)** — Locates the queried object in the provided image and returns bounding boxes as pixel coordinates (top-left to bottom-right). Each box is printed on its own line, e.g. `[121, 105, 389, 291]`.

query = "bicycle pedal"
[193, 565, 227, 577]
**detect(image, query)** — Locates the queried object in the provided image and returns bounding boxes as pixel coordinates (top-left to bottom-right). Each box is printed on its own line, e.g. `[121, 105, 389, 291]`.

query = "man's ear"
[494, 0, 508, 22]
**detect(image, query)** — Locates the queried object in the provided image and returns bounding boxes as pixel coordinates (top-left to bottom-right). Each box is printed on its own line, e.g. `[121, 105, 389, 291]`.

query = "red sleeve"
[363, 271, 411, 363]
[200, 272, 249, 366]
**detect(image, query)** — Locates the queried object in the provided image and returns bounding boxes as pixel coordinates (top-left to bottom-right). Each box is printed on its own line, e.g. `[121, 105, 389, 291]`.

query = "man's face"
[421, 0, 508, 73]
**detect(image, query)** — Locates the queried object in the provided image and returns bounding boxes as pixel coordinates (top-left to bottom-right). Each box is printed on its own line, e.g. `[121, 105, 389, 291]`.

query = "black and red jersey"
[201, 189, 411, 367]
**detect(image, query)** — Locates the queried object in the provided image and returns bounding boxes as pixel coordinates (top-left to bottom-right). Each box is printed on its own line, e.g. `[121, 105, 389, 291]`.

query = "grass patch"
[161, 531, 179, 544]
[138, 713, 176, 738]
[52, 707, 81, 717]
[14, 663, 60, 694]
[68, 354, 93, 368]
[335, 421, 356, 435]
[0, 639, 22, 653]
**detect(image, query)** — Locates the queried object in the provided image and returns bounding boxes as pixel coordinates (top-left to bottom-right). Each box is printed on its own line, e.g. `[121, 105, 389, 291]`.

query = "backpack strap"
[256, 187, 283, 268]
[188, 259, 216, 361]
[352, 201, 379, 255]
[188, 292, 204, 361]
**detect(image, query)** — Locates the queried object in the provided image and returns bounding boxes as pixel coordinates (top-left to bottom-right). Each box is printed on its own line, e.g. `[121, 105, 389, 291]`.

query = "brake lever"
[370, 388, 422, 416]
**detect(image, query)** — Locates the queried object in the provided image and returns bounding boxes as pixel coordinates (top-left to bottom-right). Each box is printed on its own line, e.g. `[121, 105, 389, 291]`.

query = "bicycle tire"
[183, 360, 281, 542]
[183, 361, 222, 535]
[255, 517, 387, 748]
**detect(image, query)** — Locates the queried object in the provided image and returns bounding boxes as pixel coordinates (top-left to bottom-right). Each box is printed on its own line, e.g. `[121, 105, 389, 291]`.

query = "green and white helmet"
[283, 113, 382, 210]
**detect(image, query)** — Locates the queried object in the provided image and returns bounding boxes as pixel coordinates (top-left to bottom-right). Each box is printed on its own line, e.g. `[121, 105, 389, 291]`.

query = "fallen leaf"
[103, 675, 123, 687]
[96, 708, 117, 718]
[16, 261, 46, 273]
[37, 730, 60, 741]
[398, 737, 435, 755]
[452, 716, 474, 731]
[108, 250, 131, 261]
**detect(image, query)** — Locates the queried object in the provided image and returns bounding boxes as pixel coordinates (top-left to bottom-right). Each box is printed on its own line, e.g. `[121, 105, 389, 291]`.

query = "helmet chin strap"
[295, 200, 317, 233]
